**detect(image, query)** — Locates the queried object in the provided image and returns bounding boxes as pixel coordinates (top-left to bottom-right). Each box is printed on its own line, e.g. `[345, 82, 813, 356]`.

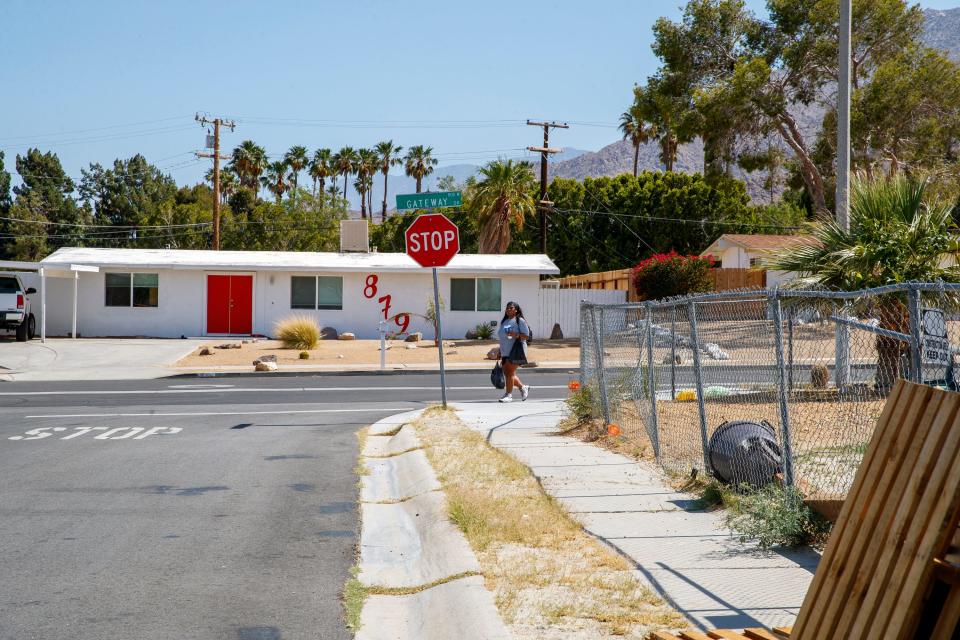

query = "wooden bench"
[648, 381, 960, 640]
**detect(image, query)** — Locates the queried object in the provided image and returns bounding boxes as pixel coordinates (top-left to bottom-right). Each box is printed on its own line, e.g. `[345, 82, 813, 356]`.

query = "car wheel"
[15, 320, 27, 342]
[27, 314, 36, 340]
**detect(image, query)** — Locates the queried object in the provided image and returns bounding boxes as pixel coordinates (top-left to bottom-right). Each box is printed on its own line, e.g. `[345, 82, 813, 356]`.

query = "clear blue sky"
[2, 0, 956, 189]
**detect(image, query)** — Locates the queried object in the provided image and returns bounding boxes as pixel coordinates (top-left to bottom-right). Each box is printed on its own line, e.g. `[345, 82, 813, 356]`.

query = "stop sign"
[404, 213, 460, 268]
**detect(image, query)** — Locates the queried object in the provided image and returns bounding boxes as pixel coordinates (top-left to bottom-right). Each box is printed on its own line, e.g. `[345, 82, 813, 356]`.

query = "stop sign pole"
[403, 211, 460, 408]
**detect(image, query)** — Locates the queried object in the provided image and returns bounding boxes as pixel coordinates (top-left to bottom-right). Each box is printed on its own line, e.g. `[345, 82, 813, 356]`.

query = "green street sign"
[396, 191, 462, 211]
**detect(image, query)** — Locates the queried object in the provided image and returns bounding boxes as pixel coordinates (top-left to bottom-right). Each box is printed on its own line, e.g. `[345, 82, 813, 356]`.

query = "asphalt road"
[0, 371, 573, 640]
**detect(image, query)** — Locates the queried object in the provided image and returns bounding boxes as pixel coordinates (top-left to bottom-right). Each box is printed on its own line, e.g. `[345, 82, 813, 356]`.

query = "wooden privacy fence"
[554, 268, 766, 300]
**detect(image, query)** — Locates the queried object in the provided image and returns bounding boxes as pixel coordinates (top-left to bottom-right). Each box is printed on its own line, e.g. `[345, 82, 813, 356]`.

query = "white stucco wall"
[41, 268, 541, 340]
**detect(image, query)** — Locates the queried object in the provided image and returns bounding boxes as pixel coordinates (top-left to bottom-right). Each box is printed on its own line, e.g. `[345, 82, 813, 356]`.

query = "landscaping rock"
[254, 361, 278, 372]
[256, 354, 278, 364]
[216, 343, 241, 349]
[405, 332, 422, 343]
[520, 361, 538, 368]
[339, 332, 356, 341]
[486, 347, 501, 360]
[198, 347, 212, 356]
[379, 344, 392, 351]
[465, 329, 478, 339]
[405, 344, 418, 350]
[663, 354, 683, 365]
[550, 323, 564, 340]
[320, 327, 338, 340]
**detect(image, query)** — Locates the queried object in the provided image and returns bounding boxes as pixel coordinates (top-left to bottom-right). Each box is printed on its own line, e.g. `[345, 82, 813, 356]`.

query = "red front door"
[206, 275, 253, 334]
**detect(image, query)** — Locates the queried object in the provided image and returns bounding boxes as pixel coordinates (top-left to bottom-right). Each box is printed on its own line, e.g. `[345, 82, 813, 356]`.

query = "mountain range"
[352, 7, 960, 213]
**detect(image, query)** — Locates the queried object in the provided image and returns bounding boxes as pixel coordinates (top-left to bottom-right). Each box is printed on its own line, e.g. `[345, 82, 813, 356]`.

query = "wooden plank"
[929, 583, 960, 640]
[833, 385, 952, 638]
[771, 627, 792, 638]
[743, 630, 783, 640]
[707, 631, 751, 639]
[792, 381, 915, 635]
[869, 391, 960, 637]
[678, 632, 714, 640]
[646, 632, 682, 640]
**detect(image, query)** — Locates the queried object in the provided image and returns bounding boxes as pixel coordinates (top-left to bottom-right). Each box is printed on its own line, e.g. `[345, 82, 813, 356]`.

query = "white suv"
[0, 275, 37, 341]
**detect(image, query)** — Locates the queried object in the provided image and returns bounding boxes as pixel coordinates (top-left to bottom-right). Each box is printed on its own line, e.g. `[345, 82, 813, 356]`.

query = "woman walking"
[497, 301, 531, 403]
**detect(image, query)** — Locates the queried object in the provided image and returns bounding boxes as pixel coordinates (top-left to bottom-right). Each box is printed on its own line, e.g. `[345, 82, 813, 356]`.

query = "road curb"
[165, 366, 578, 379]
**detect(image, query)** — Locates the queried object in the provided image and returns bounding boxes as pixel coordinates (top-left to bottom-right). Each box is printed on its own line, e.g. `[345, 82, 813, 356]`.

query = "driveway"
[0, 338, 206, 381]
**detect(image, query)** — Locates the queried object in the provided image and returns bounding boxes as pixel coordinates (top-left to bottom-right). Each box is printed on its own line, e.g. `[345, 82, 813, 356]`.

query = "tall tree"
[5, 191, 49, 260]
[469, 159, 537, 254]
[355, 148, 378, 219]
[0, 151, 11, 215]
[375, 140, 403, 221]
[335, 147, 358, 203]
[229, 141, 267, 199]
[404, 145, 438, 193]
[647, 0, 925, 214]
[619, 101, 656, 177]
[284, 145, 309, 203]
[15, 148, 86, 248]
[309, 148, 333, 196]
[260, 160, 290, 204]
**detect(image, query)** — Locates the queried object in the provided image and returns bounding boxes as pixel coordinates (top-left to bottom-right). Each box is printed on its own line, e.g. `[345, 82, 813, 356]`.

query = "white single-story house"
[36, 247, 559, 340]
[700, 233, 818, 269]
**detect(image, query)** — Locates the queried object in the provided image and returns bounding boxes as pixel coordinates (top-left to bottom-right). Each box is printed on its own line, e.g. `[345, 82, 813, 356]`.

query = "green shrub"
[275, 315, 320, 350]
[724, 484, 829, 549]
[299, 351, 310, 360]
[632, 251, 715, 301]
[565, 385, 599, 423]
[474, 323, 494, 340]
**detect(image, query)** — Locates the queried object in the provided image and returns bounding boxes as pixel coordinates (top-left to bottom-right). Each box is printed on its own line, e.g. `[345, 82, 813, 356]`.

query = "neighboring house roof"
[40, 248, 560, 275]
[700, 234, 819, 257]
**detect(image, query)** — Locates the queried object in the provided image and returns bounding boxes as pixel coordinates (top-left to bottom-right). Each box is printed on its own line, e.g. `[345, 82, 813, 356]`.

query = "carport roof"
[40, 247, 560, 275]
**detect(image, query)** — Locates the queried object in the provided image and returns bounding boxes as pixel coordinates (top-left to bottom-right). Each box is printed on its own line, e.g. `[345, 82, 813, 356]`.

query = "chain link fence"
[580, 282, 960, 500]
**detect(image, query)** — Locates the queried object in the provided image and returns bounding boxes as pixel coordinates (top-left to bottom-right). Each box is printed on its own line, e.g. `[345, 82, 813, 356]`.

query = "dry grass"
[410, 408, 686, 639]
[274, 314, 321, 349]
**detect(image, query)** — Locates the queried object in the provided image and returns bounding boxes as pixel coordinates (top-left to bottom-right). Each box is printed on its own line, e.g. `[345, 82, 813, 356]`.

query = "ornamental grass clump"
[275, 315, 320, 350]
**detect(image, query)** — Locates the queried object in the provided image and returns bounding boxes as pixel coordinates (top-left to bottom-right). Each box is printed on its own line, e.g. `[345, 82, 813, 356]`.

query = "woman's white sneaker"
[498, 393, 513, 403]
[521, 385, 530, 401]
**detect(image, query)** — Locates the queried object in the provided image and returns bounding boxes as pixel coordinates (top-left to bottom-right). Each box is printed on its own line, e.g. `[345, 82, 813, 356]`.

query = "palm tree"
[469, 159, 537, 254]
[205, 167, 239, 204]
[354, 148, 379, 219]
[375, 140, 403, 221]
[284, 145, 309, 203]
[335, 147, 358, 203]
[769, 175, 960, 390]
[261, 160, 290, 204]
[619, 103, 655, 177]
[404, 145, 438, 193]
[229, 141, 267, 198]
[309, 148, 333, 196]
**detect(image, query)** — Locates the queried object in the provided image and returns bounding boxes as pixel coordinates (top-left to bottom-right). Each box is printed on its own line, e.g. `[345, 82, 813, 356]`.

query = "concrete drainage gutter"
[356, 410, 511, 640]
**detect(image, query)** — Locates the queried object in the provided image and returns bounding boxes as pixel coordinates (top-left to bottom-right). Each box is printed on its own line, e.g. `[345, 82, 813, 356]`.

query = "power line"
[554, 206, 803, 231]
[0, 115, 193, 144]
[195, 114, 235, 251]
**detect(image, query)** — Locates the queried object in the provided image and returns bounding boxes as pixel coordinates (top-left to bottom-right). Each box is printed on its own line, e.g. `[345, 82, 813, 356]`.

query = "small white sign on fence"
[922, 307, 950, 365]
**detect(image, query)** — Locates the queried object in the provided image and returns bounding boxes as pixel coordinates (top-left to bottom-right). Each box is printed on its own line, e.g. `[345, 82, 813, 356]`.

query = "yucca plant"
[769, 175, 960, 389]
[275, 315, 320, 350]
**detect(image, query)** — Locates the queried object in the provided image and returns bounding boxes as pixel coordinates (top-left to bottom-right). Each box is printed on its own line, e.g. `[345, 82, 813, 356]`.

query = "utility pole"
[836, 0, 851, 231]
[196, 114, 235, 250]
[527, 120, 568, 254]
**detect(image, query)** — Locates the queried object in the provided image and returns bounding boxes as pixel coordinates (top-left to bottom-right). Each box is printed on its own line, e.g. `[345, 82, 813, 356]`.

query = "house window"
[450, 277, 502, 312]
[291, 276, 343, 310]
[105, 273, 159, 307]
[749, 257, 760, 268]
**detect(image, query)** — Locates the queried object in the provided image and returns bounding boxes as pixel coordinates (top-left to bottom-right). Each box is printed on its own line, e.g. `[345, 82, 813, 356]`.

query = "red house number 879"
[364, 275, 411, 334]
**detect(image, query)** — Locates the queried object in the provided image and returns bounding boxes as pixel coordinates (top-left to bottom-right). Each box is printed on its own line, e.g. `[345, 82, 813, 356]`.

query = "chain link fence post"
[908, 285, 923, 383]
[770, 290, 796, 487]
[687, 299, 710, 474]
[591, 306, 611, 425]
[835, 301, 852, 388]
[645, 301, 660, 460]
[670, 305, 677, 399]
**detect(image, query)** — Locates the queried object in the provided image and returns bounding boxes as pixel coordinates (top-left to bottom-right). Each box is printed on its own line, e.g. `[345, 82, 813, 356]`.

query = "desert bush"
[810, 364, 829, 388]
[299, 351, 310, 359]
[724, 484, 829, 549]
[474, 323, 494, 340]
[632, 251, 715, 301]
[275, 315, 320, 350]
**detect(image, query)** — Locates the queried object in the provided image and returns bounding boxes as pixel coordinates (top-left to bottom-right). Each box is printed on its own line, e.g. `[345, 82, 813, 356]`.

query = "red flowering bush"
[632, 251, 715, 301]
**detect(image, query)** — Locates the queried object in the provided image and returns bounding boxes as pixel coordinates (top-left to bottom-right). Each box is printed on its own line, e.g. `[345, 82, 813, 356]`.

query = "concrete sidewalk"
[451, 399, 820, 632]
[0, 338, 205, 381]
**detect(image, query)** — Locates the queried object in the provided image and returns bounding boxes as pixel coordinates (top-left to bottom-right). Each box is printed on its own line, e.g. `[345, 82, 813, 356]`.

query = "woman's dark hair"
[502, 301, 525, 324]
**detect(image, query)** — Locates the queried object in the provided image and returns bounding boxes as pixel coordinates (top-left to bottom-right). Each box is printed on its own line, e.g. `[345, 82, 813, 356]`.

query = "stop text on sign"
[404, 213, 460, 268]
[407, 229, 457, 253]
